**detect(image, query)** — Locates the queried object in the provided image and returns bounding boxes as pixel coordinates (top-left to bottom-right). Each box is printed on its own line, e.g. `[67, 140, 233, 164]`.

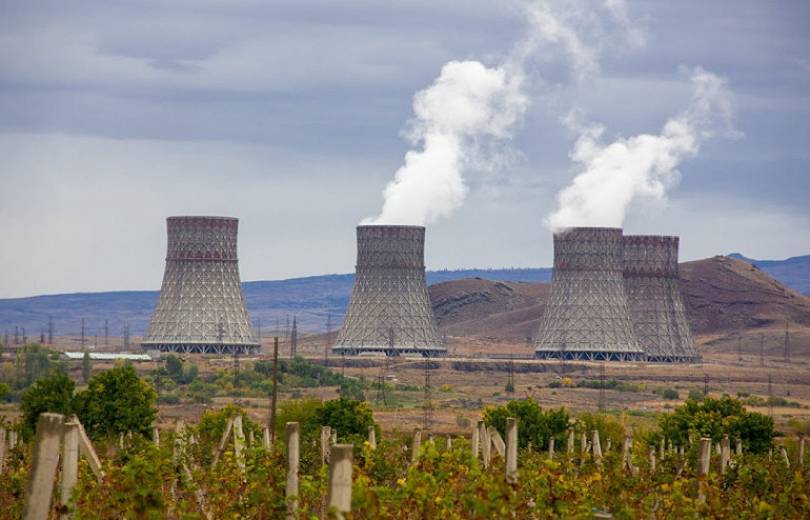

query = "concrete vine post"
[22, 413, 65, 520]
[367, 426, 376, 450]
[471, 424, 480, 462]
[567, 428, 574, 456]
[699, 437, 711, 477]
[233, 415, 246, 472]
[592, 430, 603, 465]
[327, 444, 353, 519]
[720, 435, 730, 474]
[320, 426, 331, 466]
[489, 427, 506, 458]
[411, 429, 422, 466]
[736, 438, 743, 456]
[548, 437, 555, 460]
[506, 418, 518, 483]
[286, 422, 300, 520]
[799, 437, 805, 467]
[60, 420, 80, 518]
[480, 423, 491, 469]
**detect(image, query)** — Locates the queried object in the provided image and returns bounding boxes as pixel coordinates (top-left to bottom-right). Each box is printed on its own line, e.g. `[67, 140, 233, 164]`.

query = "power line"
[598, 363, 606, 412]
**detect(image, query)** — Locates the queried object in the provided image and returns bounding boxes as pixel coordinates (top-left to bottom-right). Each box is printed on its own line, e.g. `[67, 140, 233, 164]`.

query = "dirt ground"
[4, 323, 809, 437]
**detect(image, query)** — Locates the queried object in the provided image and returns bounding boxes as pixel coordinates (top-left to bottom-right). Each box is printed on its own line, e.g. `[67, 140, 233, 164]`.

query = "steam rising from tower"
[534, 227, 643, 361]
[142, 216, 259, 355]
[623, 235, 697, 362]
[334, 225, 445, 357]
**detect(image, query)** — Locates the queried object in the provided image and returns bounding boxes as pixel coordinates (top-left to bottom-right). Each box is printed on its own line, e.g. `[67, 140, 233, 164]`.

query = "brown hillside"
[428, 256, 810, 343]
[680, 255, 810, 334]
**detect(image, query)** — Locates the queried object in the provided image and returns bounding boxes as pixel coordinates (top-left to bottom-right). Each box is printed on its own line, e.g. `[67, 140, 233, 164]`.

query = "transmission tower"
[784, 319, 791, 363]
[423, 358, 432, 432]
[506, 355, 516, 395]
[290, 317, 298, 358]
[123, 322, 130, 350]
[598, 363, 606, 412]
[48, 316, 53, 344]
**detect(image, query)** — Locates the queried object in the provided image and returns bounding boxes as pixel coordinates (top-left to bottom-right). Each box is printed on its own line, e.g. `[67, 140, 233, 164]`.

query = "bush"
[20, 370, 75, 437]
[484, 398, 568, 450]
[658, 395, 774, 453]
[157, 394, 180, 405]
[75, 364, 158, 438]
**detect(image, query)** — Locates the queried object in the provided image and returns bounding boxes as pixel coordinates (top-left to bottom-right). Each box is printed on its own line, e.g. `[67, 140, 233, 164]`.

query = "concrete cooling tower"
[142, 216, 259, 355]
[534, 227, 644, 361]
[623, 235, 697, 362]
[333, 225, 446, 357]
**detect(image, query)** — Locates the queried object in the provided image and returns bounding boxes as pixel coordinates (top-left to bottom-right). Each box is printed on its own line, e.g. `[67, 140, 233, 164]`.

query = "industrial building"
[333, 225, 446, 357]
[141, 216, 259, 355]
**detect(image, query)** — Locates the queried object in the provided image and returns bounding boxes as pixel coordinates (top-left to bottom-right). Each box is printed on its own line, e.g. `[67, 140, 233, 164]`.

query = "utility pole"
[48, 316, 53, 344]
[269, 337, 279, 443]
[39, 329, 45, 343]
[423, 358, 432, 432]
[377, 328, 394, 405]
[290, 317, 298, 359]
[704, 373, 710, 396]
[104, 319, 109, 348]
[80, 318, 86, 349]
[324, 314, 332, 367]
[507, 355, 516, 395]
[22, 327, 27, 344]
[14, 326, 19, 345]
[737, 334, 743, 362]
[256, 318, 262, 350]
[767, 374, 774, 418]
[598, 363, 606, 412]
[784, 319, 791, 363]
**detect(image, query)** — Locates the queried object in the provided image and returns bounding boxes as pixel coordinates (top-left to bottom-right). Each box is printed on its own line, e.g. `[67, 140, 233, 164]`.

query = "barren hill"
[429, 256, 810, 343]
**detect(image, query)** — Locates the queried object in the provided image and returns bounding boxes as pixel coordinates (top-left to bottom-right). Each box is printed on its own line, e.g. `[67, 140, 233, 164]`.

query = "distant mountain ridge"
[0, 268, 551, 338]
[727, 253, 810, 296]
[1, 255, 806, 341]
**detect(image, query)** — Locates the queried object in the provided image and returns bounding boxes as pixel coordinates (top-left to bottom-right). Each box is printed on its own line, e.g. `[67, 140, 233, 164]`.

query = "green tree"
[20, 369, 75, 437]
[82, 350, 91, 384]
[314, 398, 377, 442]
[483, 398, 569, 450]
[75, 364, 157, 438]
[658, 395, 774, 453]
[14, 344, 63, 389]
[164, 354, 183, 381]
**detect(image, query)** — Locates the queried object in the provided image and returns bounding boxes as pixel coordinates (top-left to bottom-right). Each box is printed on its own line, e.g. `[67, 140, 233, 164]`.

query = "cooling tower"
[333, 225, 446, 357]
[142, 216, 259, 355]
[535, 227, 644, 361]
[623, 235, 697, 362]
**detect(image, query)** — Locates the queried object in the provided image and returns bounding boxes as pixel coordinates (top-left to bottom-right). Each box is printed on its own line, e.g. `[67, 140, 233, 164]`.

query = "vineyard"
[2, 396, 810, 519]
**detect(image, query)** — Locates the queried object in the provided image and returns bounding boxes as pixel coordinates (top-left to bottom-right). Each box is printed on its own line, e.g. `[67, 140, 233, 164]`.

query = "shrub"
[20, 369, 75, 437]
[483, 398, 568, 450]
[658, 395, 774, 453]
[75, 364, 157, 438]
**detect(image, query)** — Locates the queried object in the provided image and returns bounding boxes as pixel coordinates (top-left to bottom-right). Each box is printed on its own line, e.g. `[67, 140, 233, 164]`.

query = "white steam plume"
[545, 67, 737, 231]
[365, 0, 631, 226]
[364, 60, 528, 225]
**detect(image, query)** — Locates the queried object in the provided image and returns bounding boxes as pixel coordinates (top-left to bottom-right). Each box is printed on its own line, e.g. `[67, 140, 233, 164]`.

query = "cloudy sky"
[0, 0, 808, 298]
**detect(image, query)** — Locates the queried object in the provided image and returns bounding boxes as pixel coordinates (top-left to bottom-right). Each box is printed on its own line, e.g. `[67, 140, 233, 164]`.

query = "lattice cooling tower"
[535, 227, 644, 361]
[623, 235, 697, 362]
[142, 216, 259, 355]
[333, 225, 446, 357]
